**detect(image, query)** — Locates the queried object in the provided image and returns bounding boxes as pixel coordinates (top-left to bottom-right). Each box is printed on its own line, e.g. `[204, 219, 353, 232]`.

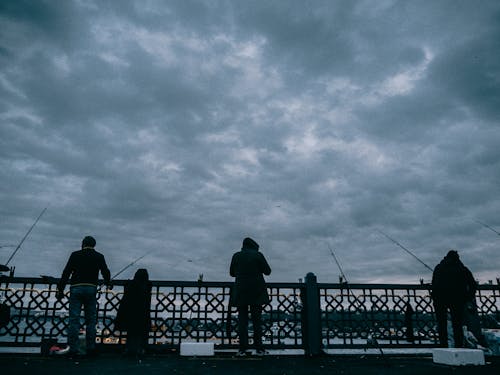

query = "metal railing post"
[301, 272, 322, 356]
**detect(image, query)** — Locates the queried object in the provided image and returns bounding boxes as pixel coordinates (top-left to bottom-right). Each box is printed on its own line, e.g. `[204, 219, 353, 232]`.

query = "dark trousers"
[433, 300, 465, 348]
[237, 304, 263, 350]
[68, 285, 97, 353]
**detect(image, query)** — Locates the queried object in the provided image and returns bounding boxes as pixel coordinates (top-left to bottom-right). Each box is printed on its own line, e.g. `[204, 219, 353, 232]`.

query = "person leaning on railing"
[56, 236, 111, 357]
[431, 250, 476, 348]
[230, 237, 271, 357]
[114, 268, 152, 358]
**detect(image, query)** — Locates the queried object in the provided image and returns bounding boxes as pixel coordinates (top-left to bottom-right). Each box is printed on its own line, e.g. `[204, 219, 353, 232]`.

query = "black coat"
[230, 247, 271, 306]
[431, 254, 476, 305]
[115, 271, 152, 334]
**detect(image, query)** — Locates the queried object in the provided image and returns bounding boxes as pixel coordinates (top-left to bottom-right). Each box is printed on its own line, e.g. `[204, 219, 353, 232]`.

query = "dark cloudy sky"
[1, 0, 499, 283]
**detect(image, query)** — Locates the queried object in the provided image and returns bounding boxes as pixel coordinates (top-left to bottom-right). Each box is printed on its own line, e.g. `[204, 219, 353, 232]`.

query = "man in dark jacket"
[431, 250, 476, 348]
[230, 237, 271, 356]
[57, 236, 111, 356]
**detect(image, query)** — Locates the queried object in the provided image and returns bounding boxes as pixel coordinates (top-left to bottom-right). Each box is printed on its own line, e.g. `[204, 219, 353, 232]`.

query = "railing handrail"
[2, 276, 499, 290]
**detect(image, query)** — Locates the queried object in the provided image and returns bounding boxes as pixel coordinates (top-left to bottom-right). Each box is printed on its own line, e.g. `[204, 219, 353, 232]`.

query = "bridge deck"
[1, 353, 500, 375]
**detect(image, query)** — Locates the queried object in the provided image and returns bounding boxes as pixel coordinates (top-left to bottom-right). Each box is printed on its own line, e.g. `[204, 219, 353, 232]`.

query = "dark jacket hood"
[242, 237, 259, 251]
[440, 250, 462, 267]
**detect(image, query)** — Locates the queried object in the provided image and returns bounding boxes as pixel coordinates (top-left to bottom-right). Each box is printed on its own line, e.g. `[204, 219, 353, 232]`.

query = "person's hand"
[56, 289, 65, 301]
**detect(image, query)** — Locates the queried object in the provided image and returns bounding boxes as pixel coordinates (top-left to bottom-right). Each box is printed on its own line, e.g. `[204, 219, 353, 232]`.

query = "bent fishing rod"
[327, 244, 364, 310]
[328, 244, 348, 284]
[475, 220, 500, 236]
[329, 246, 385, 356]
[96, 251, 154, 294]
[112, 250, 154, 280]
[4, 207, 47, 267]
[376, 229, 433, 272]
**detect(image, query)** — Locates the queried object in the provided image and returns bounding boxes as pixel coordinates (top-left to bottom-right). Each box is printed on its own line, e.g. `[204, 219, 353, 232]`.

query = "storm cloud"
[1, 0, 499, 284]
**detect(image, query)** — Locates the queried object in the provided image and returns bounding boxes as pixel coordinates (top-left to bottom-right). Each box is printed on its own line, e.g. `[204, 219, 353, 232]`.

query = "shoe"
[52, 345, 74, 356]
[255, 349, 267, 357]
[49, 345, 65, 355]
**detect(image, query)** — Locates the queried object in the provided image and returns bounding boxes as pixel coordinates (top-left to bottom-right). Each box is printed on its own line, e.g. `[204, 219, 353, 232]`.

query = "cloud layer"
[1, 0, 499, 283]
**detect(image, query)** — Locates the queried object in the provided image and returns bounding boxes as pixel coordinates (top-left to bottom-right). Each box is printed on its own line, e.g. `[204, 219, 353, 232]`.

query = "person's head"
[242, 237, 259, 251]
[445, 249, 459, 261]
[82, 236, 96, 249]
[133, 268, 149, 283]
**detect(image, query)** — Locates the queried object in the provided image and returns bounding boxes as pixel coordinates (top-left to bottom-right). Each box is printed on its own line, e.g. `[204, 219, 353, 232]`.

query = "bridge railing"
[0, 275, 498, 351]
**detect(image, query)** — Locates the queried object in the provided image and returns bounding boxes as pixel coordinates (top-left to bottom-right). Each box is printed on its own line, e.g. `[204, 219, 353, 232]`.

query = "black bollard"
[301, 272, 322, 356]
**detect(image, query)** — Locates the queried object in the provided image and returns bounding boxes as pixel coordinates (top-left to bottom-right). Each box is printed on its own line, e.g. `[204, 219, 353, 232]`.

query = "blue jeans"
[68, 285, 97, 352]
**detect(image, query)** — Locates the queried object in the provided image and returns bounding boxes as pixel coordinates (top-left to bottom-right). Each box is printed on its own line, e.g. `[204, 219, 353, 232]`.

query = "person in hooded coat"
[230, 237, 271, 356]
[431, 250, 477, 348]
[115, 268, 152, 356]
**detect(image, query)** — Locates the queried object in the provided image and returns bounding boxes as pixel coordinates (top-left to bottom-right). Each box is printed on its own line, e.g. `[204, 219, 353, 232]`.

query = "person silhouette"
[431, 250, 477, 347]
[230, 237, 271, 357]
[115, 268, 152, 357]
[57, 236, 111, 357]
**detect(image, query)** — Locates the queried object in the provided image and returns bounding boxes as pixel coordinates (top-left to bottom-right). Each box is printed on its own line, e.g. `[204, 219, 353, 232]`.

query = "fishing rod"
[112, 251, 154, 280]
[327, 244, 348, 284]
[376, 229, 433, 272]
[326, 237, 398, 355]
[4, 207, 47, 267]
[327, 244, 364, 310]
[96, 251, 154, 295]
[475, 220, 500, 236]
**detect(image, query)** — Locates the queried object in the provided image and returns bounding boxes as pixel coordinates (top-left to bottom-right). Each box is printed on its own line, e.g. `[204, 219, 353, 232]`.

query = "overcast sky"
[1, 0, 499, 284]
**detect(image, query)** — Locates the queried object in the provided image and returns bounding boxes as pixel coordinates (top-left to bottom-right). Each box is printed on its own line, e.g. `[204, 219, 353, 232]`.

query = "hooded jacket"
[230, 238, 271, 306]
[115, 268, 152, 333]
[431, 251, 476, 305]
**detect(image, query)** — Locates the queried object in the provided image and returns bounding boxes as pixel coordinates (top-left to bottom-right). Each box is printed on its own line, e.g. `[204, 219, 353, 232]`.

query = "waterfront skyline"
[1, 1, 499, 283]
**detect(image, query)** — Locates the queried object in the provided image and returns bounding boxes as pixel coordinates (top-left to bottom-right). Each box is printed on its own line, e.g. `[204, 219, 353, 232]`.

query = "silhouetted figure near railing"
[0, 265, 11, 328]
[115, 268, 152, 358]
[56, 236, 111, 357]
[404, 302, 415, 343]
[431, 250, 476, 347]
[230, 237, 271, 357]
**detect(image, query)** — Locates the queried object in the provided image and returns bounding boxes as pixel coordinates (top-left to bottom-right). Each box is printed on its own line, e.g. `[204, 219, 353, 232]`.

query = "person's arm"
[464, 267, 477, 300]
[430, 265, 440, 299]
[259, 253, 271, 276]
[100, 255, 111, 287]
[229, 253, 238, 277]
[431, 265, 438, 286]
[57, 253, 75, 299]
